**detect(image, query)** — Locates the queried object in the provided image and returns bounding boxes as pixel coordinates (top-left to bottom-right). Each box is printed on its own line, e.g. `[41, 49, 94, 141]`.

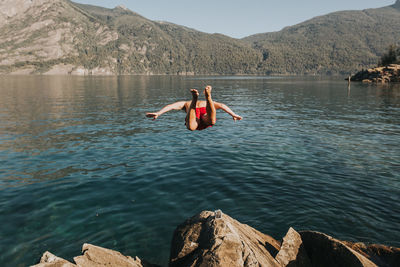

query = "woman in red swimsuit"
[146, 86, 242, 131]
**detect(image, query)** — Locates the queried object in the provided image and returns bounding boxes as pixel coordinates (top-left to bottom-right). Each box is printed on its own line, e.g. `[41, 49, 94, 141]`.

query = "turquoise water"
[0, 76, 399, 266]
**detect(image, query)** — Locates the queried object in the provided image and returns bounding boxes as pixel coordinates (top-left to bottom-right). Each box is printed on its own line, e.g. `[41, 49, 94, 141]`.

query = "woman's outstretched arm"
[146, 101, 186, 120]
[214, 102, 242, 121]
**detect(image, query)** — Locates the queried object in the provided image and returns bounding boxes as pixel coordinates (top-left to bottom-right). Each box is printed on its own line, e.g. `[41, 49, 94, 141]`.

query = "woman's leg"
[185, 89, 199, 131]
[204, 86, 216, 125]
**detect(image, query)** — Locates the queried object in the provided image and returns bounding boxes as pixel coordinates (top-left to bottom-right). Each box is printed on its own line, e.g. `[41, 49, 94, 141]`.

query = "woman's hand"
[232, 114, 242, 121]
[146, 112, 159, 120]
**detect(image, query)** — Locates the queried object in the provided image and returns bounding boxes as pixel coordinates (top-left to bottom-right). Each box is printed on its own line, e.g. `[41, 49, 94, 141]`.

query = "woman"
[146, 86, 242, 131]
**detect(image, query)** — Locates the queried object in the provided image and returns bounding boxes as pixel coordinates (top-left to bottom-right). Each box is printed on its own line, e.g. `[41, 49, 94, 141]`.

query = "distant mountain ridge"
[243, 0, 400, 74]
[0, 0, 399, 75]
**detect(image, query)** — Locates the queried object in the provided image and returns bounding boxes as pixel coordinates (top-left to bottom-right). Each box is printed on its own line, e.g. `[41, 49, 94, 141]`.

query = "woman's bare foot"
[204, 85, 212, 98]
[190, 89, 199, 99]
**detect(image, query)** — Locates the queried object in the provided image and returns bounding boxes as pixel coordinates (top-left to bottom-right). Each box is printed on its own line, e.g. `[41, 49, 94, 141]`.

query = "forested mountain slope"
[244, 1, 400, 74]
[1, 0, 399, 75]
[0, 0, 260, 74]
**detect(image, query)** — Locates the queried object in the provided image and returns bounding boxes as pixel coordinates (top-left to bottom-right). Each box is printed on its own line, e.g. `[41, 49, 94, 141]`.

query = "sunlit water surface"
[0, 76, 399, 266]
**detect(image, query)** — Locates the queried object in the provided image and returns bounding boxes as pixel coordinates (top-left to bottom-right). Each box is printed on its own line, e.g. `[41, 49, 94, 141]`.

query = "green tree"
[379, 45, 399, 66]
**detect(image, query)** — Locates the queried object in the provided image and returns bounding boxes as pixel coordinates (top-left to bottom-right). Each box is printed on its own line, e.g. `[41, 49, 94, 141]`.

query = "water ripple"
[0, 76, 399, 266]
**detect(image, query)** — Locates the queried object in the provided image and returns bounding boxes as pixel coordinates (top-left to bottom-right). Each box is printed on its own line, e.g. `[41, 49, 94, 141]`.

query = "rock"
[275, 227, 311, 267]
[31, 251, 76, 267]
[32, 244, 144, 267]
[9, 67, 35, 75]
[74, 243, 143, 267]
[169, 210, 281, 267]
[299, 231, 377, 267]
[90, 67, 114, 75]
[0, 0, 51, 24]
[43, 64, 74, 75]
[70, 67, 90, 75]
[31, 211, 400, 267]
[343, 242, 400, 267]
[351, 64, 400, 83]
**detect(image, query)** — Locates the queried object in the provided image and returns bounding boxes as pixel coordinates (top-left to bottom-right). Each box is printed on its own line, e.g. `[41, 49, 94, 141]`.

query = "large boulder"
[169, 210, 281, 267]
[299, 231, 377, 267]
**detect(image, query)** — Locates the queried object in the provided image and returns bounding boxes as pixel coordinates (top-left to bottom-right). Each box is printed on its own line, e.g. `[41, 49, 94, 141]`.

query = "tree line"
[379, 45, 400, 66]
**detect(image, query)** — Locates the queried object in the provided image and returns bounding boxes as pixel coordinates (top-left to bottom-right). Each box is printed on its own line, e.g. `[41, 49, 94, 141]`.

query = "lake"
[0, 75, 399, 266]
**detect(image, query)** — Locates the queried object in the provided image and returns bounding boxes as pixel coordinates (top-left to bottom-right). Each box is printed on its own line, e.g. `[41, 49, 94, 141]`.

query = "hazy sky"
[73, 0, 396, 38]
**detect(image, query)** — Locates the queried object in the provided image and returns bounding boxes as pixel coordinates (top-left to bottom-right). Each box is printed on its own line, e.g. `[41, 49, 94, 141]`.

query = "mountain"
[0, 0, 119, 74]
[0, 0, 400, 75]
[243, 1, 400, 75]
[0, 0, 260, 75]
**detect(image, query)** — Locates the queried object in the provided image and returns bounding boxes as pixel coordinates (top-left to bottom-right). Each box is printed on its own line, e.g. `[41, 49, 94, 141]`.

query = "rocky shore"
[32, 210, 400, 267]
[350, 64, 400, 83]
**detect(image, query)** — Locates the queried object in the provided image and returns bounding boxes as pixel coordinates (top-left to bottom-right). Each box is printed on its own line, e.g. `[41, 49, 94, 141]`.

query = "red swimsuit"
[195, 107, 212, 130]
[195, 107, 207, 119]
[184, 107, 214, 130]
[196, 107, 212, 131]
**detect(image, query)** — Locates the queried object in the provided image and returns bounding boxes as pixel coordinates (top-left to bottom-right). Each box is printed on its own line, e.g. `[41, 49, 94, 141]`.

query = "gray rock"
[169, 210, 281, 267]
